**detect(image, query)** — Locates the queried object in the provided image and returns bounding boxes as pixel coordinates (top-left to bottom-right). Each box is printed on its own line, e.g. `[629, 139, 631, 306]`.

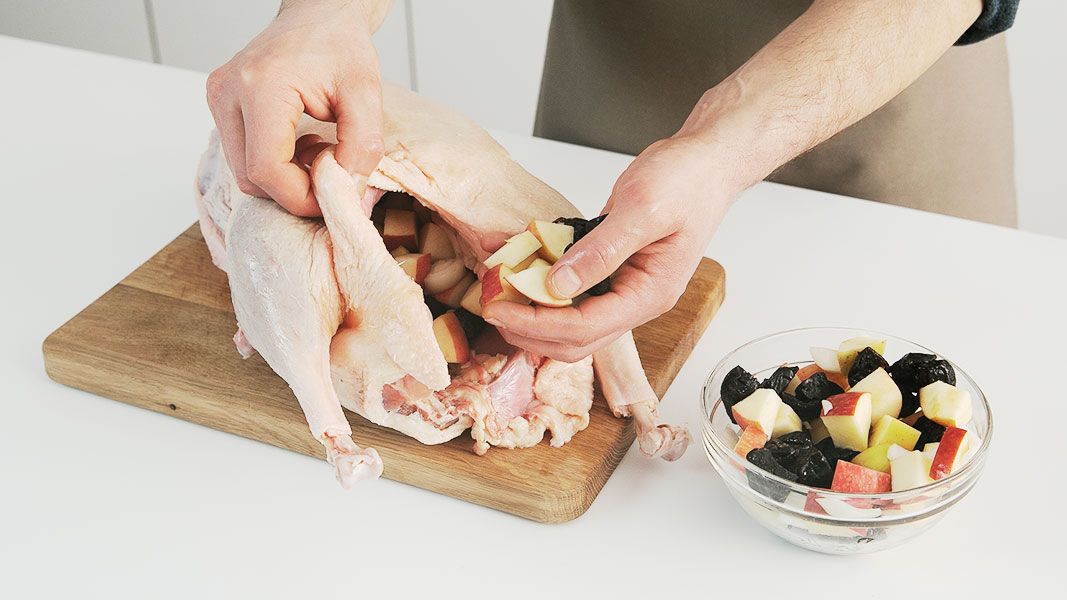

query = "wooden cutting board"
[42, 225, 725, 523]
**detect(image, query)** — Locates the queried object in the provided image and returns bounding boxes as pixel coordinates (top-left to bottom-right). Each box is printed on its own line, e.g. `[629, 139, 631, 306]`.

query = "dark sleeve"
[955, 0, 1019, 45]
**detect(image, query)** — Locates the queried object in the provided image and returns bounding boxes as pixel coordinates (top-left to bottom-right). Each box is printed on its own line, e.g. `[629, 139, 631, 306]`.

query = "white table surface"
[2, 35, 1063, 597]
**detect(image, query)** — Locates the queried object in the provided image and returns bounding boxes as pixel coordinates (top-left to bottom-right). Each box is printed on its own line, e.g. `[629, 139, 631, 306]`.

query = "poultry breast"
[195, 82, 689, 486]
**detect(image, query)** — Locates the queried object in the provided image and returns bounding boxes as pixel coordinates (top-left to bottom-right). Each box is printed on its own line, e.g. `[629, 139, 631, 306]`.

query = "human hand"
[482, 136, 741, 362]
[206, 0, 389, 216]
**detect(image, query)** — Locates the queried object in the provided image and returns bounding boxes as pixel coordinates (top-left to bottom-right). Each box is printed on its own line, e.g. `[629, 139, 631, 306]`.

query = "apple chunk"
[849, 367, 902, 423]
[731, 389, 782, 436]
[422, 259, 468, 295]
[851, 443, 894, 474]
[394, 252, 431, 286]
[771, 403, 803, 439]
[527, 220, 574, 263]
[929, 427, 969, 480]
[484, 231, 541, 269]
[733, 426, 769, 457]
[433, 272, 475, 308]
[460, 280, 483, 316]
[807, 417, 831, 444]
[919, 381, 973, 427]
[419, 222, 455, 261]
[831, 460, 891, 493]
[820, 392, 873, 452]
[382, 209, 418, 251]
[889, 448, 933, 491]
[432, 312, 469, 363]
[505, 264, 572, 307]
[868, 415, 920, 451]
[787, 363, 848, 393]
[836, 336, 887, 374]
[481, 264, 529, 305]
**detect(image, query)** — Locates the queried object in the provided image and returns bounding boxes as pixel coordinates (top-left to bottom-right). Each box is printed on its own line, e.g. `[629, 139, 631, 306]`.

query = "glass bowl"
[701, 327, 992, 554]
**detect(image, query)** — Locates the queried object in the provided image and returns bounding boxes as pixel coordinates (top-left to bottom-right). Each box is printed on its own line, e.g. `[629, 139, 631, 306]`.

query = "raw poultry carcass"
[194, 82, 690, 486]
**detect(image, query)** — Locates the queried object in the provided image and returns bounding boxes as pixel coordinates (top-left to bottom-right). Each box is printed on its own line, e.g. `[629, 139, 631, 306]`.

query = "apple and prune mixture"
[720, 336, 980, 500]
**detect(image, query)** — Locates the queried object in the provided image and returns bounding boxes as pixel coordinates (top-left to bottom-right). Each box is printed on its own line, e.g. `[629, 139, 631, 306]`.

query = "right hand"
[206, 0, 386, 216]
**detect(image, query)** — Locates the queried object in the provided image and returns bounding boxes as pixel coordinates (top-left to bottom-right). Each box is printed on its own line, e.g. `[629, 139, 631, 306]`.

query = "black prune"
[913, 416, 947, 448]
[899, 391, 920, 418]
[764, 432, 813, 472]
[914, 359, 956, 389]
[795, 372, 844, 406]
[452, 308, 485, 342]
[795, 448, 834, 488]
[889, 352, 938, 394]
[720, 365, 759, 424]
[782, 392, 822, 422]
[815, 437, 859, 470]
[745, 447, 796, 501]
[585, 279, 611, 296]
[760, 366, 799, 395]
[424, 297, 449, 319]
[554, 215, 611, 294]
[848, 347, 891, 387]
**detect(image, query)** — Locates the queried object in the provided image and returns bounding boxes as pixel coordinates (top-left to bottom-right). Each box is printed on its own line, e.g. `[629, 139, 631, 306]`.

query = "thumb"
[334, 77, 385, 177]
[547, 213, 646, 299]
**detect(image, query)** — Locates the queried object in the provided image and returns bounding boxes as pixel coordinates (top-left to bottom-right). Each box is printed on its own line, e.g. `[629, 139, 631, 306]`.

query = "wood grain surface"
[42, 225, 725, 523]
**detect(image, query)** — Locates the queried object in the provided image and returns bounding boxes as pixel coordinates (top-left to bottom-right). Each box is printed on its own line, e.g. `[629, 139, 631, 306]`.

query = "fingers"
[242, 89, 321, 216]
[333, 66, 384, 177]
[483, 261, 673, 347]
[206, 75, 264, 198]
[546, 211, 652, 299]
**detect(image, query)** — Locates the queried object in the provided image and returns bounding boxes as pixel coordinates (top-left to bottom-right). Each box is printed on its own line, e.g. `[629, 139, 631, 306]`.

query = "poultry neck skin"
[194, 82, 689, 486]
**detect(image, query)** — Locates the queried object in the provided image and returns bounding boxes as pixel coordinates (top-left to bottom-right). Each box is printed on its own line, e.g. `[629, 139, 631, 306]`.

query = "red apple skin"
[929, 427, 968, 480]
[382, 209, 418, 251]
[793, 363, 849, 390]
[480, 264, 527, 305]
[830, 461, 892, 493]
[433, 274, 474, 308]
[395, 253, 430, 286]
[822, 392, 867, 416]
[733, 427, 769, 457]
[433, 312, 470, 363]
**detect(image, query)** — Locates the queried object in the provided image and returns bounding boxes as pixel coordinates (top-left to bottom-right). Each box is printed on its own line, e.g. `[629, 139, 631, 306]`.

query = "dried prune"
[554, 214, 607, 245]
[585, 279, 611, 296]
[782, 392, 822, 421]
[554, 215, 611, 294]
[720, 366, 759, 424]
[760, 366, 799, 395]
[889, 352, 938, 394]
[899, 391, 920, 418]
[914, 359, 956, 389]
[745, 447, 796, 501]
[764, 432, 813, 472]
[848, 347, 891, 387]
[815, 437, 859, 470]
[795, 448, 834, 488]
[913, 416, 947, 448]
[795, 372, 844, 406]
[452, 308, 485, 342]
[424, 297, 449, 319]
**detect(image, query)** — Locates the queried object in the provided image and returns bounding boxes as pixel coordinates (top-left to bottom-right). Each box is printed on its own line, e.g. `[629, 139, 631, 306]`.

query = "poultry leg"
[593, 332, 691, 461]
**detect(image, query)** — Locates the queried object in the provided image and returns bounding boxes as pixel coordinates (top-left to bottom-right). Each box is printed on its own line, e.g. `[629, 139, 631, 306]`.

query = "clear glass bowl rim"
[702, 326, 994, 502]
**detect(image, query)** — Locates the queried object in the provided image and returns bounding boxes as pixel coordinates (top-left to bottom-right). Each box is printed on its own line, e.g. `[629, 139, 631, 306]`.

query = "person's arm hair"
[681, 0, 984, 192]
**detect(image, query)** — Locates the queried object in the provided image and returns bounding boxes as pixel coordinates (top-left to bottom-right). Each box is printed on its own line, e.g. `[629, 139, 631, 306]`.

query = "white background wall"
[1, 0, 1062, 237]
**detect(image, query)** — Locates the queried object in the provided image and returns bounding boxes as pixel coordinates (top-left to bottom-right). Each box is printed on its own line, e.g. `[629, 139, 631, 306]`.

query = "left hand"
[482, 135, 739, 362]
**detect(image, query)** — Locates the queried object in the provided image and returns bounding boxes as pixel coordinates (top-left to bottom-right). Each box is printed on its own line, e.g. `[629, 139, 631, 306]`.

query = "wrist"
[673, 77, 796, 195]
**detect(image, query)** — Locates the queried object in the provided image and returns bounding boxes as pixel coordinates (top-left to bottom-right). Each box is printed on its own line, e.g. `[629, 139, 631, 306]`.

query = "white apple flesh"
[731, 389, 782, 436]
[820, 392, 873, 451]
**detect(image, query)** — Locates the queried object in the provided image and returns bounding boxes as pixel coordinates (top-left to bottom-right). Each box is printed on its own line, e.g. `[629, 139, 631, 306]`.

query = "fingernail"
[485, 317, 505, 329]
[551, 265, 582, 298]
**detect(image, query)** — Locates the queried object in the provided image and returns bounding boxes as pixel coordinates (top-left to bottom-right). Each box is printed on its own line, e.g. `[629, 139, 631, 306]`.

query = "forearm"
[279, 0, 394, 32]
[681, 0, 983, 192]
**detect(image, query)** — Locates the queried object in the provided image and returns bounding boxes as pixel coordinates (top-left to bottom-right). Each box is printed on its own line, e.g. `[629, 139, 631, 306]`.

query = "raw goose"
[195, 82, 690, 486]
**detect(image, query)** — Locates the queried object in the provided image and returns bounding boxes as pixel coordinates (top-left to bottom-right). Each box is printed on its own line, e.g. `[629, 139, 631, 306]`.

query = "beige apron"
[535, 0, 1017, 227]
